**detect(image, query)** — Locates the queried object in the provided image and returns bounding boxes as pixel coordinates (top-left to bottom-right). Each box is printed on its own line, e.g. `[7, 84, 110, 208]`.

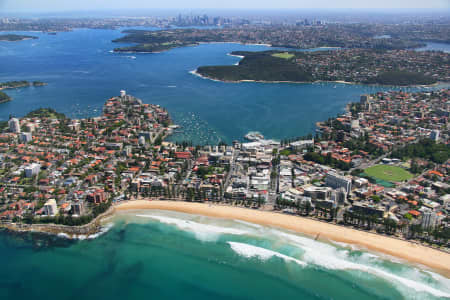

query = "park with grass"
[271, 52, 294, 59]
[364, 165, 414, 183]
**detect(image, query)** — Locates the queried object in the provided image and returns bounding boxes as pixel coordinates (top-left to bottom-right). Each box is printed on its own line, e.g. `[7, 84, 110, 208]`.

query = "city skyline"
[1, 0, 449, 12]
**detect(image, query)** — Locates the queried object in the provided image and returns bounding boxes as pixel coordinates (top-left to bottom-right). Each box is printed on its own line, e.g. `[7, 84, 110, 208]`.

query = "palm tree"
[305, 201, 312, 216]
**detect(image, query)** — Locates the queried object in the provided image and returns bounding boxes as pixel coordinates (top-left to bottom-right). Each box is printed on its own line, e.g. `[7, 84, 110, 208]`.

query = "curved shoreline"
[191, 69, 443, 87]
[115, 200, 450, 277]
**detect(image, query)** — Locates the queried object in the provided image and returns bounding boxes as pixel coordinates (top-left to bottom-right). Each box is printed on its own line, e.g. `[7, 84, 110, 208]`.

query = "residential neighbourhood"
[0, 89, 449, 249]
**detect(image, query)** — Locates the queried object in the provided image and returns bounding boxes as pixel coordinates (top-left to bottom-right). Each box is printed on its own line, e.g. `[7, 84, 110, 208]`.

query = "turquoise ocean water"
[1, 210, 449, 300]
[0, 29, 448, 144]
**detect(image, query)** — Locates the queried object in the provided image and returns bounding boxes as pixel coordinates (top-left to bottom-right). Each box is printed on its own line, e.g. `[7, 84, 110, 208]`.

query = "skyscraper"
[8, 118, 20, 133]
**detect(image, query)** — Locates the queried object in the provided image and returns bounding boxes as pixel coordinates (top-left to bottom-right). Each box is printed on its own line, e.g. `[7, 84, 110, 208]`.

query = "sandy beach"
[115, 200, 450, 277]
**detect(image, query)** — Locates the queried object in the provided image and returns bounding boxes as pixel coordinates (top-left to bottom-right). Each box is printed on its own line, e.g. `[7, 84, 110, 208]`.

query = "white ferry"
[244, 131, 264, 141]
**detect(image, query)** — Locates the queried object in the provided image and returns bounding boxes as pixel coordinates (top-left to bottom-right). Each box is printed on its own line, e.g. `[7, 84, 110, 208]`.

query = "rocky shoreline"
[0, 206, 115, 239]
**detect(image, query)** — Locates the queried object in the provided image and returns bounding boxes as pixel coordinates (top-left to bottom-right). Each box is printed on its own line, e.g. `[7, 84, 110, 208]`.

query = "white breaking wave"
[57, 232, 70, 239]
[128, 212, 449, 298]
[233, 219, 263, 229]
[65, 223, 115, 240]
[87, 222, 114, 239]
[188, 69, 222, 82]
[75, 234, 87, 240]
[227, 241, 306, 267]
[136, 215, 248, 241]
[424, 270, 450, 288]
[272, 230, 450, 299]
[332, 241, 360, 251]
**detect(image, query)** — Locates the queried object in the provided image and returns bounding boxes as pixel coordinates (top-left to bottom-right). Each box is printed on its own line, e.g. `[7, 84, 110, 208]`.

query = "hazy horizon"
[1, 0, 449, 13]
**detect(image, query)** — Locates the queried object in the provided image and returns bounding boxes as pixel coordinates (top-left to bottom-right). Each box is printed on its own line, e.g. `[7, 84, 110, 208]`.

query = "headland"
[0, 34, 38, 42]
[195, 50, 449, 86]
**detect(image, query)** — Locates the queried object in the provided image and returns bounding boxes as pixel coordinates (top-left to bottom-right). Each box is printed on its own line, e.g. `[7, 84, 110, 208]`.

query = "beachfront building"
[325, 172, 352, 194]
[71, 201, 84, 216]
[304, 186, 332, 201]
[44, 199, 58, 216]
[351, 201, 385, 218]
[332, 187, 348, 205]
[86, 189, 108, 205]
[289, 140, 314, 151]
[281, 188, 312, 205]
[421, 211, 438, 229]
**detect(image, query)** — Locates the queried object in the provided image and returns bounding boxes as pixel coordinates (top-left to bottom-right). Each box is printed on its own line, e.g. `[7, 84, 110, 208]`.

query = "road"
[223, 149, 239, 198]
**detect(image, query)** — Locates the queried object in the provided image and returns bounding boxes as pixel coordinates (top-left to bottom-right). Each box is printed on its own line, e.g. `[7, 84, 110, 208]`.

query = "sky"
[0, 0, 449, 12]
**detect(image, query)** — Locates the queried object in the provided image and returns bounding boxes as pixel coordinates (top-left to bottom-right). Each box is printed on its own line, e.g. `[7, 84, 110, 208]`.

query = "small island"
[0, 80, 47, 90]
[0, 91, 11, 103]
[0, 81, 47, 104]
[0, 34, 38, 42]
[114, 41, 197, 53]
[195, 49, 449, 86]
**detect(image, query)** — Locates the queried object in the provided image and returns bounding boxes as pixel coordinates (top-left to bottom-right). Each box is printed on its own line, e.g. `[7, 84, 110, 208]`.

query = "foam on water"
[272, 230, 450, 299]
[126, 211, 449, 298]
[87, 222, 114, 239]
[424, 270, 450, 288]
[75, 235, 87, 240]
[189, 69, 222, 82]
[136, 214, 248, 241]
[227, 241, 306, 267]
[60, 223, 115, 240]
[233, 219, 263, 229]
[57, 232, 70, 239]
[332, 241, 360, 251]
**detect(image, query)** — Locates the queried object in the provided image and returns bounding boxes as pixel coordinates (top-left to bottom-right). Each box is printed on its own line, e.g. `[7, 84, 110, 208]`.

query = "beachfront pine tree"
[305, 201, 312, 216]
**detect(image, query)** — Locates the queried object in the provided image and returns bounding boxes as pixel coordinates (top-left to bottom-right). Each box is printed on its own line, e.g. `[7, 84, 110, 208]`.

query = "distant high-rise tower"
[422, 211, 438, 229]
[360, 95, 372, 111]
[8, 118, 20, 133]
[430, 130, 440, 142]
[120, 90, 126, 98]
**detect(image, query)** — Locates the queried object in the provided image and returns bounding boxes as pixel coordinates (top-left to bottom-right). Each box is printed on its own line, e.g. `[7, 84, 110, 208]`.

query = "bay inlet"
[0, 28, 447, 144]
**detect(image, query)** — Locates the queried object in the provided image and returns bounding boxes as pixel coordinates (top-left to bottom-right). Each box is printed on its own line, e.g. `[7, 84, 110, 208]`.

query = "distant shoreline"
[190, 68, 444, 87]
[0, 34, 38, 42]
[115, 200, 450, 278]
[0, 82, 47, 89]
[0, 37, 35, 42]
[198, 41, 273, 47]
[112, 42, 341, 55]
[113, 41, 272, 54]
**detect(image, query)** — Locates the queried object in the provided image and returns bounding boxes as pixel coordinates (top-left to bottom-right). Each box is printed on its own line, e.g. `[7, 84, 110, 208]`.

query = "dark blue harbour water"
[1, 28, 450, 300]
[1, 28, 448, 144]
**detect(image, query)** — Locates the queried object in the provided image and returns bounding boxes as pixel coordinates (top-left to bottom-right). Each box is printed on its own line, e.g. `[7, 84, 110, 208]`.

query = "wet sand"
[115, 200, 450, 277]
